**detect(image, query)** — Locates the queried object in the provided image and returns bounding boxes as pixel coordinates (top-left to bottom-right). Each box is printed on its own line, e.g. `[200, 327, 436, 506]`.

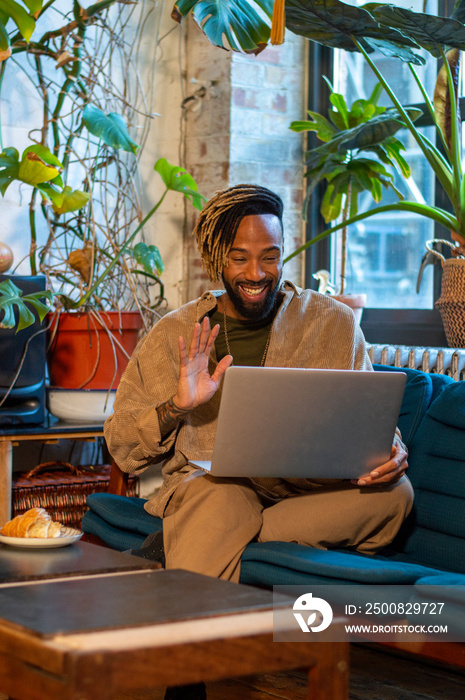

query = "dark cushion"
[391, 381, 465, 573]
[239, 541, 440, 586]
[86, 493, 158, 535]
[83, 510, 147, 551]
[83, 493, 160, 550]
[82, 495, 440, 585]
[373, 365, 434, 445]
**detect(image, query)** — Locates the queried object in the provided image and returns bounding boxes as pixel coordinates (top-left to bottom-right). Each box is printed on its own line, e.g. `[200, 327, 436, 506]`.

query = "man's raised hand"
[173, 317, 233, 412]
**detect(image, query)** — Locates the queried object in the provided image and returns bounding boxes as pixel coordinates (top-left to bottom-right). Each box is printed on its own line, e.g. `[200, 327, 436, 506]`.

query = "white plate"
[0, 528, 82, 549]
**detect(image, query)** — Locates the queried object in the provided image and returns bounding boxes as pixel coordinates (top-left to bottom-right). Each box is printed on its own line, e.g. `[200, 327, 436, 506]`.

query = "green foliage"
[0, 145, 90, 213]
[76, 158, 205, 308]
[0, 0, 40, 50]
[290, 82, 417, 223]
[172, 0, 274, 53]
[154, 157, 206, 211]
[132, 242, 165, 276]
[82, 105, 140, 155]
[0, 279, 53, 332]
[282, 0, 465, 265]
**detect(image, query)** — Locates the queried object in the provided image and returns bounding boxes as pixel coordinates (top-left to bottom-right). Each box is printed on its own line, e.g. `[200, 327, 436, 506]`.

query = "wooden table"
[0, 419, 105, 526]
[0, 540, 159, 586]
[0, 569, 349, 700]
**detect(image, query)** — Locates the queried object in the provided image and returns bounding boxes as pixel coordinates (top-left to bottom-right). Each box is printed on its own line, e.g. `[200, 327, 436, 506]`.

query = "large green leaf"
[18, 145, 62, 185]
[284, 0, 423, 62]
[0, 278, 53, 332]
[82, 105, 140, 154]
[50, 186, 90, 214]
[132, 242, 165, 276]
[172, 0, 273, 52]
[371, 5, 465, 57]
[337, 107, 422, 151]
[1, 0, 36, 42]
[0, 145, 63, 193]
[154, 158, 206, 210]
[304, 107, 421, 164]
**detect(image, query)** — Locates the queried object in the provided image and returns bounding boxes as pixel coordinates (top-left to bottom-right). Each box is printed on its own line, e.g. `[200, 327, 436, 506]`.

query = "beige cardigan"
[104, 281, 373, 516]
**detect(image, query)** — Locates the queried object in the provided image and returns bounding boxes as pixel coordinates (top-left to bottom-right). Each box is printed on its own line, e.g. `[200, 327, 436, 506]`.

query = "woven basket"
[12, 461, 139, 530]
[426, 240, 465, 348]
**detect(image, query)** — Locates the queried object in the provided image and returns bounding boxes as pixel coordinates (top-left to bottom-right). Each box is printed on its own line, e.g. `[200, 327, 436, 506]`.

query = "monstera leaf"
[0, 278, 53, 332]
[82, 105, 139, 154]
[172, 0, 273, 53]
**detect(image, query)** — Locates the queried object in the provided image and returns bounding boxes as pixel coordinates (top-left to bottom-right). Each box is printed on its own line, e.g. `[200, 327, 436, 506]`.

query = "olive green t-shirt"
[210, 309, 274, 367]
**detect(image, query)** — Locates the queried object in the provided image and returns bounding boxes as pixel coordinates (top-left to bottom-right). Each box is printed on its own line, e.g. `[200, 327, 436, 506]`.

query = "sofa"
[82, 364, 465, 666]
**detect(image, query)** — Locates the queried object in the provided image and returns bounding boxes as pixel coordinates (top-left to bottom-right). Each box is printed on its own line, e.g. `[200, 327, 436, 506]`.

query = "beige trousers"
[163, 472, 414, 582]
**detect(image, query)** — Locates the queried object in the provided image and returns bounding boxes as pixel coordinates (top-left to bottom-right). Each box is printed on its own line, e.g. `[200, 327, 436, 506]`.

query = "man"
[105, 184, 412, 697]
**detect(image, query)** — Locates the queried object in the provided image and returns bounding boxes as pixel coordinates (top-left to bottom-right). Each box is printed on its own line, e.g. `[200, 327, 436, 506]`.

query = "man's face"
[221, 214, 284, 321]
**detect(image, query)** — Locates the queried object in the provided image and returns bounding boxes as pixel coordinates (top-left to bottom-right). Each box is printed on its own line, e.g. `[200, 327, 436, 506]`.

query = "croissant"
[1, 508, 63, 538]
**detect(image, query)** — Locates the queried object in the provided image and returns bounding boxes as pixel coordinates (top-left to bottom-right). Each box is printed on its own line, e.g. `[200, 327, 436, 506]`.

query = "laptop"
[189, 366, 406, 479]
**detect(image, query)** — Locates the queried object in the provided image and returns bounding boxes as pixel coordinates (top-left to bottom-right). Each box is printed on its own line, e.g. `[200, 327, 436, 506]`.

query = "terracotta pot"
[48, 311, 143, 390]
[333, 294, 367, 324]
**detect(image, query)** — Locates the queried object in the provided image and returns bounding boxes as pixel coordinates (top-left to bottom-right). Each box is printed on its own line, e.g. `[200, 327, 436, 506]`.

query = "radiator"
[367, 344, 465, 382]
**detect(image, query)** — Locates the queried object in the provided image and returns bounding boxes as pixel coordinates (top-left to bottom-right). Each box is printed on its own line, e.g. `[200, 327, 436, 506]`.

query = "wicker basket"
[12, 461, 139, 530]
[426, 240, 465, 349]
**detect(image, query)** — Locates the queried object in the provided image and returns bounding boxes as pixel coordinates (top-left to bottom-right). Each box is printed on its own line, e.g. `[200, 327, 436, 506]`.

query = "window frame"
[303, 30, 458, 347]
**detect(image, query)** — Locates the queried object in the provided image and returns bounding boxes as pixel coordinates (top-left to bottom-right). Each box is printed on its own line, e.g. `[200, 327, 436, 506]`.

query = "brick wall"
[183, 21, 307, 301]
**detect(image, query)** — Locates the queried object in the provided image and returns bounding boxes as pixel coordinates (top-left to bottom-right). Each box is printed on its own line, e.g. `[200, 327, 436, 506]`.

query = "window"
[305, 1, 457, 346]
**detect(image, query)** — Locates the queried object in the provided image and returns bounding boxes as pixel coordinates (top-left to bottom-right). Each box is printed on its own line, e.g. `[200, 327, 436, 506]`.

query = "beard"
[222, 274, 282, 321]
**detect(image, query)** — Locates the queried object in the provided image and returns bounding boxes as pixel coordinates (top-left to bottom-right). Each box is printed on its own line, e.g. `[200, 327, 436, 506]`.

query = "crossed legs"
[162, 472, 413, 582]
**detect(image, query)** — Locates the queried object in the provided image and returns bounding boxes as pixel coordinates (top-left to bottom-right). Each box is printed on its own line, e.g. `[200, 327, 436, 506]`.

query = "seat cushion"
[82, 493, 161, 550]
[239, 541, 440, 587]
[82, 494, 441, 586]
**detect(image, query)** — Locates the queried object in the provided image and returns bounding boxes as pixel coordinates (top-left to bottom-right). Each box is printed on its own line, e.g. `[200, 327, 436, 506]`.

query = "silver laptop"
[189, 366, 406, 479]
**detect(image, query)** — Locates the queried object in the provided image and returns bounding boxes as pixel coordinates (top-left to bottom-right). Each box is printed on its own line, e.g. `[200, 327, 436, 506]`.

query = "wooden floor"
[1, 645, 464, 699]
[115, 645, 465, 700]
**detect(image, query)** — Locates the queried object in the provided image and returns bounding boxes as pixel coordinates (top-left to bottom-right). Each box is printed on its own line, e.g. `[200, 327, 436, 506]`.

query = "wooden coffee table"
[0, 569, 349, 700]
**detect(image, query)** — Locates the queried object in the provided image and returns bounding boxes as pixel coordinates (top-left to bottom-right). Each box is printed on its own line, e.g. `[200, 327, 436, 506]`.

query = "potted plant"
[289, 78, 421, 320]
[280, 0, 465, 344]
[175, 1, 465, 343]
[0, 1, 205, 394]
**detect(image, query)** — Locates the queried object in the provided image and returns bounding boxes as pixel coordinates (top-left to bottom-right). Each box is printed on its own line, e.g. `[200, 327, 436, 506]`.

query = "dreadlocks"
[193, 184, 284, 281]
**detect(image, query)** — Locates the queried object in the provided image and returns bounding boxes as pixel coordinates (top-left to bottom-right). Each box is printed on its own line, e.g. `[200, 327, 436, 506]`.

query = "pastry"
[0, 508, 63, 538]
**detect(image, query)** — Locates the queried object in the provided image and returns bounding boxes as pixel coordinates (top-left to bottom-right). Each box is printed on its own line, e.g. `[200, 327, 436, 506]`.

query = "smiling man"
[105, 184, 412, 698]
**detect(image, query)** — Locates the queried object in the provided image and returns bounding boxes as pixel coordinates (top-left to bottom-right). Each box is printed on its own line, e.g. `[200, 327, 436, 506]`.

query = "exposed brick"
[231, 60, 265, 87]
[232, 87, 258, 109]
[272, 92, 287, 112]
[252, 45, 282, 65]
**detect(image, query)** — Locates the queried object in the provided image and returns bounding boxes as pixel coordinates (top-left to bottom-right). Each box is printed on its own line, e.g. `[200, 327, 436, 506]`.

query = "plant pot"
[48, 311, 143, 390]
[435, 257, 465, 348]
[333, 294, 367, 324]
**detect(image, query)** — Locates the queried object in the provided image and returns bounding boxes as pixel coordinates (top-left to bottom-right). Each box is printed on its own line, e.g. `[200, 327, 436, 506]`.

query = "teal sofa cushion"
[373, 364, 434, 445]
[391, 381, 465, 573]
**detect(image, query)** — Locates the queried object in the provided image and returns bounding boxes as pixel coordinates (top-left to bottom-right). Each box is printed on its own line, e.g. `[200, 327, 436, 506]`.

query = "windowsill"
[360, 308, 448, 347]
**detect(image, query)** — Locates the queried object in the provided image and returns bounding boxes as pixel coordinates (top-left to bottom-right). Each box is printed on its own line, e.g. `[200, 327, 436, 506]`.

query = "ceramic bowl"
[47, 389, 116, 422]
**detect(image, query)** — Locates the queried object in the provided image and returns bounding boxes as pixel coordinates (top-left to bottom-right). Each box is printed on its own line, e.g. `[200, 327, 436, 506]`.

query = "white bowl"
[47, 389, 116, 422]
